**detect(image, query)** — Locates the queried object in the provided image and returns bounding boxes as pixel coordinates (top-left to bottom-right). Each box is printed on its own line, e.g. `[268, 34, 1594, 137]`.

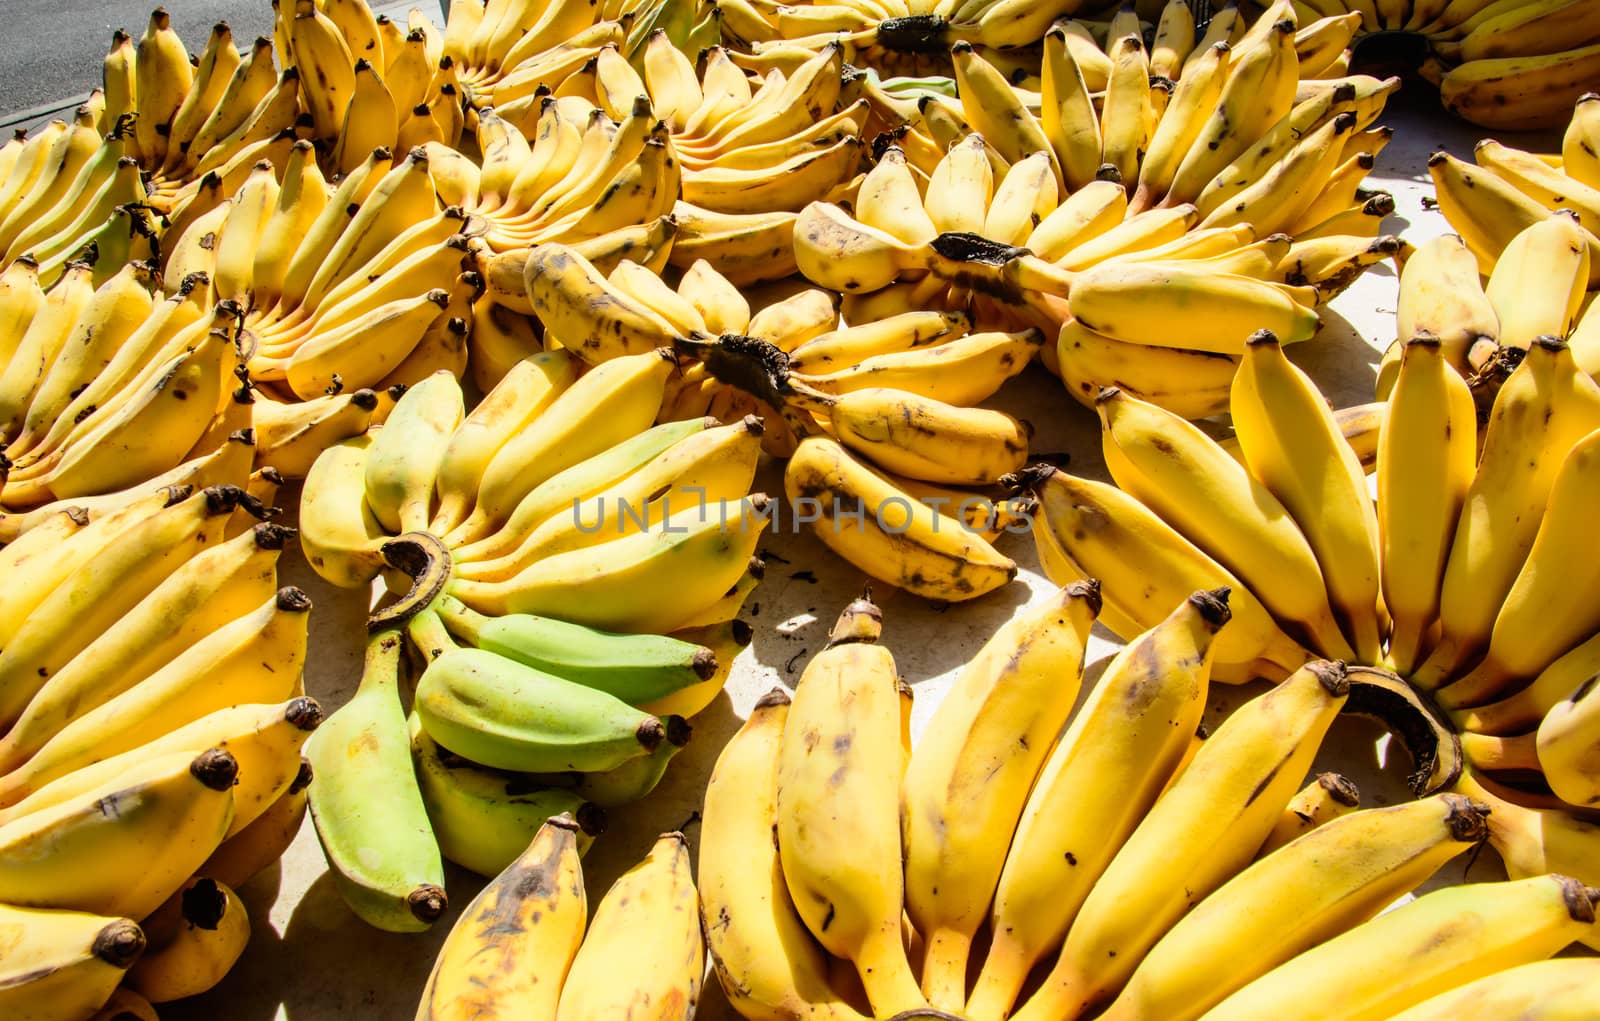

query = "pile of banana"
[1270, 0, 1600, 128]
[700, 589, 1600, 1021]
[792, 9, 1404, 416]
[0, 483, 322, 1016]
[416, 820, 702, 1019]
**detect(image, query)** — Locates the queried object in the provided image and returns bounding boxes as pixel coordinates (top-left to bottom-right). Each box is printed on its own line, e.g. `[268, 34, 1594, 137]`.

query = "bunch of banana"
[417, 819, 701, 1020]
[164, 145, 484, 401]
[0, 479, 319, 1010]
[700, 589, 1532, 1021]
[439, 0, 716, 108]
[1266, 0, 1600, 128]
[452, 93, 682, 253]
[1011, 319, 1600, 814]
[0, 278, 260, 514]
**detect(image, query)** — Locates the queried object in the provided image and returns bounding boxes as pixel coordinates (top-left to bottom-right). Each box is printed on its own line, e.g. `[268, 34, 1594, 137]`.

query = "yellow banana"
[0, 902, 145, 1021]
[776, 596, 928, 1017]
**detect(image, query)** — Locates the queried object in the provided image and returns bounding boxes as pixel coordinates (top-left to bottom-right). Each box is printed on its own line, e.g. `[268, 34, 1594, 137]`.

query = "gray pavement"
[1, 2, 277, 122]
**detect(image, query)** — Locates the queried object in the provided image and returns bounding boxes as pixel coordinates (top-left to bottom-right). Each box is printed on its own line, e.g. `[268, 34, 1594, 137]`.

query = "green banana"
[434, 594, 717, 705]
[532, 715, 693, 807]
[411, 719, 604, 878]
[413, 647, 678, 773]
[305, 630, 447, 933]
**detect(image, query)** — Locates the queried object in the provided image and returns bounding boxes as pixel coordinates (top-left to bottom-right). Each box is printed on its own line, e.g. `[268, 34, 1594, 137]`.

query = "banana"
[11, 259, 158, 446]
[669, 202, 801, 286]
[0, 260, 97, 440]
[1098, 387, 1354, 659]
[1442, 426, 1600, 707]
[253, 387, 378, 479]
[1442, 44, 1600, 131]
[450, 416, 713, 564]
[39, 309, 237, 502]
[1012, 660, 1351, 1021]
[788, 309, 972, 375]
[856, 145, 939, 247]
[1484, 210, 1592, 350]
[555, 831, 702, 1021]
[306, 630, 447, 933]
[0, 747, 236, 919]
[1018, 465, 1314, 682]
[785, 434, 1017, 601]
[411, 721, 601, 878]
[1427, 150, 1585, 275]
[1066, 260, 1320, 354]
[1199, 112, 1356, 236]
[429, 351, 578, 534]
[1099, 793, 1489, 1021]
[287, 0, 357, 141]
[448, 493, 770, 631]
[1562, 91, 1600, 188]
[1132, 41, 1230, 212]
[413, 640, 681, 773]
[133, 9, 194, 167]
[965, 588, 1226, 1021]
[89, 987, 159, 1021]
[792, 383, 1030, 485]
[794, 327, 1043, 406]
[700, 687, 866, 1020]
[524, 242, 684, 359]
[1416, 337, 1600, 688]
[1395, 232, 1497, 372]
[539, 713, 694, 805]
[298, 431, 390, 588]
[161, 21, 242, 175]
[1378, 333, 1479, 676]
[358, 370, 463, 534]
[126, 877, 249, 1004]
[1387, 958, 1600, 1021]
[0, 902, 145, 1021]
[1197, 874, 1600, 1021]
[1537, 656, 1600, 807]
[456, 348, 675, 542]
[0, 521, 290, 773]
[904, 582, 1101, 1010]
[433, 594, 717, 705]
[415, 815, 585, 1021]
[1054, 317, 1238, 419]
[0, 106, 104, 260]
[793, 200, 932, 294]
[1099, 34, 1152, 190]
[776, 596, 927, 1017]
[185, 39, 282, 174]
[1231, 329, 1382, 662]
[1257, 771, 1362, 855]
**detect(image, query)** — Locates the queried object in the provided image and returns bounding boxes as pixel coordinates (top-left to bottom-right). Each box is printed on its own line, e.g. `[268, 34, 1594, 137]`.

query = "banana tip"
[408, 885, 448, 925]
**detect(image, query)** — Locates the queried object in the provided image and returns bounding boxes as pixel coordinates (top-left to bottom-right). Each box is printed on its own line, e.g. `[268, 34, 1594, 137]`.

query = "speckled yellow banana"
[415, 815, 585, 1021]
[777, 596, 927, 1018]
[555, 831, 702, 1021]
[126, 876, 249, 1004]
[700, 688, 868, 1021]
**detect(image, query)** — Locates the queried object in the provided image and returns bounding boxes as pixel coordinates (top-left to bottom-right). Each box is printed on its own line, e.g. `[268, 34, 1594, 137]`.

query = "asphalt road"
[2, 1, 277, 119]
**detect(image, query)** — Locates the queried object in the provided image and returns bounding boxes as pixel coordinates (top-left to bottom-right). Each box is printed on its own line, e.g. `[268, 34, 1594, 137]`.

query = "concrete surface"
[149, 84, 1576, 1021]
